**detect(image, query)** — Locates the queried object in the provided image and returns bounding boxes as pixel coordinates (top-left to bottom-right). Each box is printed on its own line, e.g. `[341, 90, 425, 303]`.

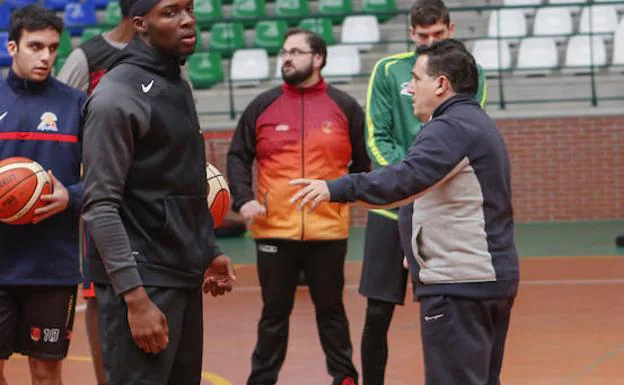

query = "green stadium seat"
[209, 22, 246, 58]
[195, 0, 223, 29]
[187, 52, 224, 89]
[360, 0, 397, 22]
[275, 0, 308, 25]
[318, 0, 352, 24]
[104, 1, 122, 26]
[194, 26, 205, 50]
[57, 30, 73, 59]
[232, 0, 265, 28]
[298, 18, 334, 45]
[254, 20, 287, 55]
[80, 27, 105, 44]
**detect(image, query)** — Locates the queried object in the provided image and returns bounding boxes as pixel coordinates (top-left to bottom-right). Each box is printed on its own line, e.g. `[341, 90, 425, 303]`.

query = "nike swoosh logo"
[0, 112, 7, 122]
[141, 80, 154, 93]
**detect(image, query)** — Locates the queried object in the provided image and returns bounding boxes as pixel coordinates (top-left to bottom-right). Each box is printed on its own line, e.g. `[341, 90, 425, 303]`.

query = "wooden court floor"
[4, 256, 624, 385]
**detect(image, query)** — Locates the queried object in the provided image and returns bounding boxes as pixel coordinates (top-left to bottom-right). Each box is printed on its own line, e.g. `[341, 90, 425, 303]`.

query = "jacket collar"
[432, 93, 479, 119]
[6, 68, 51, 94]
[281, 78, 327, 95]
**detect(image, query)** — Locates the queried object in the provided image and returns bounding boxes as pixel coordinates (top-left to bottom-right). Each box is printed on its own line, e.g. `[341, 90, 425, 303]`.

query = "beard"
[281, 61, 314, 85]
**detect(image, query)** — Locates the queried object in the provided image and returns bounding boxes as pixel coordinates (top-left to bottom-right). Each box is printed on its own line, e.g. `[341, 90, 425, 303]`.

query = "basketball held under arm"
[0, 157, 53, 225]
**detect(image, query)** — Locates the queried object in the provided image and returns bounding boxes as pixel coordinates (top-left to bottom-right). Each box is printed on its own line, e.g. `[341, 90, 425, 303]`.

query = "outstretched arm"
[291, 118, 474, 210]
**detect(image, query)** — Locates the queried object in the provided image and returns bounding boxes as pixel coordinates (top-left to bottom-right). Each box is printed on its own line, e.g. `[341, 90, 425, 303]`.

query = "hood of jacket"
[108, 37, 182, 79]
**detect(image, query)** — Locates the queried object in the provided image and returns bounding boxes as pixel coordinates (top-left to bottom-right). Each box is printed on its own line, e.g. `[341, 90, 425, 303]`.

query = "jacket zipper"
[300, 88, 305, 241]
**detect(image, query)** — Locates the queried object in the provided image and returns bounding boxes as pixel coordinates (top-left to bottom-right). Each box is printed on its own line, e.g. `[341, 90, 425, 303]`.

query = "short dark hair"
[9, 5, 64, 44]
[410, 0, 450, 28]
[416, 39, 478, 95]
[119, 0, 138, 18]
[284, 28, 328, 69]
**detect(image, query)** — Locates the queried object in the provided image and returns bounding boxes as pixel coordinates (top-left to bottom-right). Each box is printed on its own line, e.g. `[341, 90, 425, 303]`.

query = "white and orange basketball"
[206, 163, 230, 228]
[0, 157, 52, 225]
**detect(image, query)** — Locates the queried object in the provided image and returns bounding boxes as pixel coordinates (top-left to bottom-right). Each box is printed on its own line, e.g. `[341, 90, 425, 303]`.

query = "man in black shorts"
[82, 0, 235, 384]
[56, 1, 195, 382]
[359, 1, 486, 383]
[0, 5, 86, 385]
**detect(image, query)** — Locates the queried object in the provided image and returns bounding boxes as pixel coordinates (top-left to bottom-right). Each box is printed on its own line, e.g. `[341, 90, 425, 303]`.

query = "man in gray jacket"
[81, 0, 235, 384]
[291, 39, 519, 385]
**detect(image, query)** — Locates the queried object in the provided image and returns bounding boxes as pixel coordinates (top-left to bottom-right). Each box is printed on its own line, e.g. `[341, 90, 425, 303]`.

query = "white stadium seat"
[579, 5, 619, 37]
[564, 35, 607, 74]
[503, 0, 542, 17]
[321, 45, 361, 83]
[230, 49, 270, 87]
[274, 56, 283, 80]
[471, 39, 512, 73]
[548, 0, 585, 15]
[488, 9, 527, 44]
[340, 15, 380, 52]
[611, 19, 624, 72]
[593, 0, 624, 12]
[533, 7, 573, 43]
[515, 37, 558, 76]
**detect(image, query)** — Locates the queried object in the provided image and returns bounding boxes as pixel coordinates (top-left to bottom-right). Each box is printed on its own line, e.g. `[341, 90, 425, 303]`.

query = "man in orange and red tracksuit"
[227, 28, 369, 385]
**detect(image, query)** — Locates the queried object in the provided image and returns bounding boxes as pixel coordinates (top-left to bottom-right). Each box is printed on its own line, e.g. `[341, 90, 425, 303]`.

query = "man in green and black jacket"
[359, 1, 487, 384]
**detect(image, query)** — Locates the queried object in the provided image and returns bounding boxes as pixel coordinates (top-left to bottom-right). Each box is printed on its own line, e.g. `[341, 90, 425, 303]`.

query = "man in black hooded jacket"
[81, 0, 235, 384]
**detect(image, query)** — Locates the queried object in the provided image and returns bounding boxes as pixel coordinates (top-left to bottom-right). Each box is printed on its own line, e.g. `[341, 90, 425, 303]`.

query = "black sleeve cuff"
[232, 195, 254, 212]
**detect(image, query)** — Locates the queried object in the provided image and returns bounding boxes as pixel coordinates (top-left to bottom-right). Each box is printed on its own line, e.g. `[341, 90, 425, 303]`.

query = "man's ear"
[448, 22, 456, 38]
[313, 53, 323, 70]
[435, 76, 449, 96]
[7, 40, 18, 58]
[408, 25, 416, 42]
[132, 16, 148, 34]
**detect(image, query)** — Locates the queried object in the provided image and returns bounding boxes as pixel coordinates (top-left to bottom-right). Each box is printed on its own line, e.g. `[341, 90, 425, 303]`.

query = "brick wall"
[204, 115, 624, 226]
[499, 115, 624, 221]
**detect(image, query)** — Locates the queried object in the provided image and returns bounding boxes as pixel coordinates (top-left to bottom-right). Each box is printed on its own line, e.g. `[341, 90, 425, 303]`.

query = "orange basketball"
[206, 163, 230, 228]
[0, 157, 52, 225]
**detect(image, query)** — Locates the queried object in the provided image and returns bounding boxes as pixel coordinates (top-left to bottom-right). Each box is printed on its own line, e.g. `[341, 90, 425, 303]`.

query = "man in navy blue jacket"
[0, 6, 85, 385]
[292, 39, 519, 385]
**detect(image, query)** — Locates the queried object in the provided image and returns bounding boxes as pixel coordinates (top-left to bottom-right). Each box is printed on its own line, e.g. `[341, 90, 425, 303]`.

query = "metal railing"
[4, 0, 621, 118]
[191, 0, 624, 120]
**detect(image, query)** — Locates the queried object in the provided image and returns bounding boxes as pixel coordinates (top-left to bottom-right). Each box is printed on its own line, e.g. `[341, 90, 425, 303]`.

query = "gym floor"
[4, 220, 624, 385]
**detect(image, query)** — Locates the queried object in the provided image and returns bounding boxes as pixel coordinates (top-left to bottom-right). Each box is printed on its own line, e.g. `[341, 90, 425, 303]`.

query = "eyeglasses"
[278, 48, 315, 58]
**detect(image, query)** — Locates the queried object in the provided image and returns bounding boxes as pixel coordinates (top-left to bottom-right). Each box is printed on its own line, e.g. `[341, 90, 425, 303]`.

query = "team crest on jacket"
[37, 112, 59, 132]
[400, 82, 411, 96]
[321, 121, 335, 134]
